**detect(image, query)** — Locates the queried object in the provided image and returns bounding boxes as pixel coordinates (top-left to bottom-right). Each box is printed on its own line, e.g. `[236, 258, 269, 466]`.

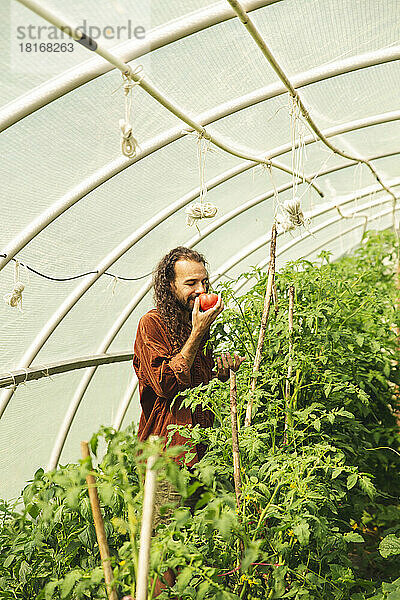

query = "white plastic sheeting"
[0, 0, 399, 499]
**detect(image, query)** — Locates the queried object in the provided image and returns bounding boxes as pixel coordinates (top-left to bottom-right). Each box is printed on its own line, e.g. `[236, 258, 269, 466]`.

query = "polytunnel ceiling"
[0, 0, 400, 499]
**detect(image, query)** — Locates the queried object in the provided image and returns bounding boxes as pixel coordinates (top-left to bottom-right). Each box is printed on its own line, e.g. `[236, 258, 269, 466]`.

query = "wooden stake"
[284, 286, 295, 444]
[135, 454, 158, 600]
[230, 369, 242, 508]
[245, 224, 277, 427]
[80, 441, 118, 600]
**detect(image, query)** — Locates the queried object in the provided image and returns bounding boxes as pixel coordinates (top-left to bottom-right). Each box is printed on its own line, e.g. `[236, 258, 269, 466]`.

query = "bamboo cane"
[283, 286, 295, 444]
[230, 369, 242, 507]
[244, 223, 277, 427]
[80, 441, 118, 600]
[135, 454, 158, 600]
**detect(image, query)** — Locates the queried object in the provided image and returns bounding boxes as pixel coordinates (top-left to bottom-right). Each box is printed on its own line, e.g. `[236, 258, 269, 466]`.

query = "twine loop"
[183, 130, 218, 230]
[4, 261, 25, 312]
[117, 66, 143, 158]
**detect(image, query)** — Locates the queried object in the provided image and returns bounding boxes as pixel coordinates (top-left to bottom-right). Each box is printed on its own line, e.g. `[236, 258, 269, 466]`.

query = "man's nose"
[195, 283, 206, 295]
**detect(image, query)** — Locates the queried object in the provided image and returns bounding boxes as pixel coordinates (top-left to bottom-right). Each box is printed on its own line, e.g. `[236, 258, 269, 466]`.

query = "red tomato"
[199, 293, 218, 311]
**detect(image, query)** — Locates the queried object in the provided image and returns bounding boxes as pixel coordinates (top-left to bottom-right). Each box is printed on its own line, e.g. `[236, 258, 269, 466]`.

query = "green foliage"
[0, 231, 400, 599]
[379, 535, 400, 558]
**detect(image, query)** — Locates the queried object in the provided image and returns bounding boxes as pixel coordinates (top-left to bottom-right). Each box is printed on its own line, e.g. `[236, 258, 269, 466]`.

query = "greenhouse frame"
[1, 1, 400, 598]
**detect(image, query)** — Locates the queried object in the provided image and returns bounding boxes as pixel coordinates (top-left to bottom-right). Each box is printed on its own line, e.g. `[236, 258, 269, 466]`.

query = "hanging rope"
[108, 275, 119, 296]
[184, 131, 218, 230]
[4, 260, 25, 313]
[117, 66, 143, 158]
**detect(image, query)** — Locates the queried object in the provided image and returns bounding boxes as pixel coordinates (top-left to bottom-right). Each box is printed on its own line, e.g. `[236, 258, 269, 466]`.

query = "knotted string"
[185, 201, 218, 228]
[4, 260, 25, 312]
[116, 66, 143, 158]
[183, 130, 218, 231]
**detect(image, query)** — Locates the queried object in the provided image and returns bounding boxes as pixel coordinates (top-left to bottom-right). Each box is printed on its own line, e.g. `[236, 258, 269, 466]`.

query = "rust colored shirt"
[132, 309, 216, 467]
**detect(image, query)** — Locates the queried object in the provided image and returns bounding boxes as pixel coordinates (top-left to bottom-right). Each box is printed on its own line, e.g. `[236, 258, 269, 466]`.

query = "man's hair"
[152, 247, 209, 350]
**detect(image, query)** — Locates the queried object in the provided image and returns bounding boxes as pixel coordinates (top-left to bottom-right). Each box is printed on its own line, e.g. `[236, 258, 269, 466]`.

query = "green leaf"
[100, 482, 114, 505]
[384, 362, 391, 378]
[3, 554, 15, 568]
[379, 534, 400, 558]
[347, 473, 358, 490]
[359, 475, 376, 499]
[197, 581, 210, 600]
[45, 581, 60, 600]
[79, 495, 92, 520]
[26, 502, 40, 519]
[176, 567, 192, 591]
[18, 560, 31, 584]
[344, 532, 364, 543]
[313, 418, 321, 432]
[60, 570, 81, 598]
[332, 467, 343, 479]
[89, 567, 104, 585]
[241, 541, 260, 571]
[327, 412, 335, 424]
[337, 408, 355, 419]
[78, 525, 96, 548]
[356, 334, 364, 347]
[293, 521, 310, 546]
[111, 516, 128, 534]
[90, 432, 99, 456]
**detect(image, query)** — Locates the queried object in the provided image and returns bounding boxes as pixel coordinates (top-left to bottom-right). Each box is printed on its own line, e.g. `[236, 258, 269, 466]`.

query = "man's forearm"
[180, 329, 205, 369]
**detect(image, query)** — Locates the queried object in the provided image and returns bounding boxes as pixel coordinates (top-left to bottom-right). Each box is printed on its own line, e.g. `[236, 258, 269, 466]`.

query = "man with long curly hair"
[132, 247, 244, 596]
[133, 246, 244, 461]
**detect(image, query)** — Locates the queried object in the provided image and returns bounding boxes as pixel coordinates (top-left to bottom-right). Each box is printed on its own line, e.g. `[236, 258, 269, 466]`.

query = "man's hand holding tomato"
[193, 293, 246, 382]
[191, 293, 224, 335]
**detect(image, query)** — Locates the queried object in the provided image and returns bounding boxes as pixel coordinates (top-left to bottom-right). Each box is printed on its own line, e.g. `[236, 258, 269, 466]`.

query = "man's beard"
[175, 294, 195, 317]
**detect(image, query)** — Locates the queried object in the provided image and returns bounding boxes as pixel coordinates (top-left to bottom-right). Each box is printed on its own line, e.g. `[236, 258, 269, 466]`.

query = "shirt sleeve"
[134, 313, 191, 400]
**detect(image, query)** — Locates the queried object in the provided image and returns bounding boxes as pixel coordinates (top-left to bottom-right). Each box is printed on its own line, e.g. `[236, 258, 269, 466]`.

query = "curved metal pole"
[113, 377, 138, 431]
[2, 105, 399, 274]
[45, 175, 400, 469]
[8, 0, 400, 214]
[1, 0, 282, 132]
[0, 351, 133, 389]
